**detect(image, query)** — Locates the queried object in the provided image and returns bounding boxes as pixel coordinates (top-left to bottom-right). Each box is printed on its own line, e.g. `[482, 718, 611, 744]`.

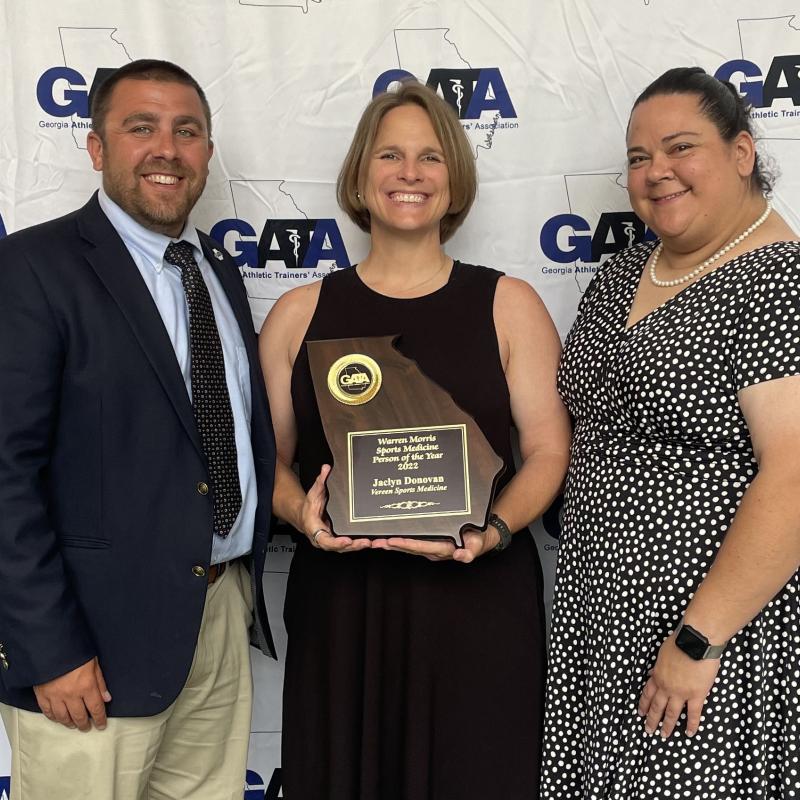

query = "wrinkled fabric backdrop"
[2, 1, 798, 794]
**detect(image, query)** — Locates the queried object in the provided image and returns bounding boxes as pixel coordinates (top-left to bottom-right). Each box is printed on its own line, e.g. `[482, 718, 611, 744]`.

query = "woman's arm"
[258, 284, 370, 553]
[487, 276, 572, 540]
[639, 374, 800, 737]
[376, 276, 571, 562]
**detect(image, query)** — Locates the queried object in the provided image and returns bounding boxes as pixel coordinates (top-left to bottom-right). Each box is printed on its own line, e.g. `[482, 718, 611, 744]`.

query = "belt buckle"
[208, 561, 228, 584]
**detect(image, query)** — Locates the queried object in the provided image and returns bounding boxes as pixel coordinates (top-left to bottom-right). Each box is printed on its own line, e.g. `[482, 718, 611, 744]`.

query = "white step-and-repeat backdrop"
[3, 1, 800, 796]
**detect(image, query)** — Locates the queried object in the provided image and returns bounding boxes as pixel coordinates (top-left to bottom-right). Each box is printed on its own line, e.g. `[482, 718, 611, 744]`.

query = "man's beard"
[104, 162, 206, 235]
[127, 186, 198, 232]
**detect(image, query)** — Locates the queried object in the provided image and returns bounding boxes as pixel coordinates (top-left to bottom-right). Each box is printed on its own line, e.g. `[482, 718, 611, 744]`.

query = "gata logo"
[540, 210, 655, 265]
[210, 217, 349, 273]
[373, 68, 516, 121]
[715, 56, 800, 109]
[328, 354, 382, 406]
[341, 367, 371, 389]
[0, 213, 6, 240]
[36, 66, 116, 119]
[245, 768, 281, 799]
[0, 776, 9, 800]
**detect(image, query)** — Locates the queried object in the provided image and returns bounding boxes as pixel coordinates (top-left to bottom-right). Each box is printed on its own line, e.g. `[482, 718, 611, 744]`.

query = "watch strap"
[488, 513, 512, 551]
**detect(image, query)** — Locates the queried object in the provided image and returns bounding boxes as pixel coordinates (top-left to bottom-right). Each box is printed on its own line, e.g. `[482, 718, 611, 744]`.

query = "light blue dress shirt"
[98, 189, 256, 564]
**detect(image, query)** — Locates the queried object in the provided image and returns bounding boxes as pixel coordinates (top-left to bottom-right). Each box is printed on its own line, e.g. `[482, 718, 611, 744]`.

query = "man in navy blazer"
[0, 60, 276, 798]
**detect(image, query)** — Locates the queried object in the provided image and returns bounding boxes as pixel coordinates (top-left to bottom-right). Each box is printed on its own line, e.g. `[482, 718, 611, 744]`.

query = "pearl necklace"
[649, 200, 772, 288]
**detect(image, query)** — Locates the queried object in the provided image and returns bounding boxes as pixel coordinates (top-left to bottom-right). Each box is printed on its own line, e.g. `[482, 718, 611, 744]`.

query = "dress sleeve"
[732, 244, 800, 390]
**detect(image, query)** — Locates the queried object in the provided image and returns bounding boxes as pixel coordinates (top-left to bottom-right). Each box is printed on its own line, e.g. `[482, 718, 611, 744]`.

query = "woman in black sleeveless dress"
[260, 82, 570, 800]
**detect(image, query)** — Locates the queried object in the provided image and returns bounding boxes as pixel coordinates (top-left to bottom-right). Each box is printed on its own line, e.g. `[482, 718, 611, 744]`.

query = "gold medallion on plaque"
[327, 354, 382, 405]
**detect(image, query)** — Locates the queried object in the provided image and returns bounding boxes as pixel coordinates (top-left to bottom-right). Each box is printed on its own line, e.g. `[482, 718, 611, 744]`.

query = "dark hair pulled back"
[632, 66, 774, 195]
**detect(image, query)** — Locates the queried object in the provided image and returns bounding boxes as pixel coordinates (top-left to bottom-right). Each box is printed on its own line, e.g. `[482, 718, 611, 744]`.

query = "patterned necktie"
[164, 241, 242, 537]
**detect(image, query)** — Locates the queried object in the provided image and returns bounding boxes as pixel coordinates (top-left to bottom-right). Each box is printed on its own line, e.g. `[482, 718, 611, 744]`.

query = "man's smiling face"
[87, 77, 213, 237]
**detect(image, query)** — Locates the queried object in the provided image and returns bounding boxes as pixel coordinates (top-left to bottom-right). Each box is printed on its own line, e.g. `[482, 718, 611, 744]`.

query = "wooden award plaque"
[306, 336, 504, 546]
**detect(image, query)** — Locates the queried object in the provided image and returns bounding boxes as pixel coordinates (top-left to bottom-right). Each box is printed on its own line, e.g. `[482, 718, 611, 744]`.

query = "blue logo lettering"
[540, 214, 591, 263]
[465, 67, 516, 119]
[715, 55, 800, 108]
[373, 67, 517, 119]
[37, 66, 89, 117]
[540, 212, 654, 264]
[211, 218, 350, 270]
[36, 66, 117, 119]
[210, 219, 259, 269]
[761, 55, 800, 107]
[244, 768, 264, 799]
[244, 768, 282, 799]
[714, 59, 764, 107]
[372, 69, 416, 96]
[302, 219, 350, 268]
[0, 776, 10, 800]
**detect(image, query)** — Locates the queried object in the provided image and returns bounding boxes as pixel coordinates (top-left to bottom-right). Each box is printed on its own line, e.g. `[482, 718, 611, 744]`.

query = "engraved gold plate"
[347, 424, 471, 523]
[327, 353, 382, 405]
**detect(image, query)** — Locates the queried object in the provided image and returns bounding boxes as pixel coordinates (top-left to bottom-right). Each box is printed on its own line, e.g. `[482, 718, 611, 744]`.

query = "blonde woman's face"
[361, 104, 451, 239]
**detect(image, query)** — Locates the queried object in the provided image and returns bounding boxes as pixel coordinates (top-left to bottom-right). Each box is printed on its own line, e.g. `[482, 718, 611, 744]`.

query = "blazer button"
[192, 565, 206, 578]
[197, 482, 209, 495]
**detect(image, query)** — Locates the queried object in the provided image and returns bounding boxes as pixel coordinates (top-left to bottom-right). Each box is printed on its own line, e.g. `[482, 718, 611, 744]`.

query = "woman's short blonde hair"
[337, 81, 477, 243]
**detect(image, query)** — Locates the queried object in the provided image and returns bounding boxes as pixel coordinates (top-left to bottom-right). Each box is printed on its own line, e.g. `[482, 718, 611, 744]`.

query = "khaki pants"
[0, 561, 254, 800]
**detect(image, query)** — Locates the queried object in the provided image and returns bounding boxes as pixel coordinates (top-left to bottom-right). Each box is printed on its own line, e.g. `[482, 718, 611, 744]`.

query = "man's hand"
[33, 657, 112, 731]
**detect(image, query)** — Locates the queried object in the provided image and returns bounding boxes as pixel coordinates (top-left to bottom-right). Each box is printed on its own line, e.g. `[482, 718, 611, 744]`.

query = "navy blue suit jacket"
[0, 193, 276, 716]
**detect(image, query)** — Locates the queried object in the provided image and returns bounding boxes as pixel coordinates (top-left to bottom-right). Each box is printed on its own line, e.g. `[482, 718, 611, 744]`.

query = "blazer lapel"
[200, 235, 259, 352]
[77, 195, 204, 460]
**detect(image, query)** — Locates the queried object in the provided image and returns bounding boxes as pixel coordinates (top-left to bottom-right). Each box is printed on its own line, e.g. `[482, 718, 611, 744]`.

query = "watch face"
[675, 625, 708, 660]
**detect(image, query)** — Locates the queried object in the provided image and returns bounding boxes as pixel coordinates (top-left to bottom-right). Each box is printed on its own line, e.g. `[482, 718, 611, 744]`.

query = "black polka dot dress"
[541, 241, 800, 800]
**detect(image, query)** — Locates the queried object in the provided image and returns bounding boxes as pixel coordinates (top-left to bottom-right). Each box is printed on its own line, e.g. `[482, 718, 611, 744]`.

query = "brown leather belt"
[207, 562, 228, 584]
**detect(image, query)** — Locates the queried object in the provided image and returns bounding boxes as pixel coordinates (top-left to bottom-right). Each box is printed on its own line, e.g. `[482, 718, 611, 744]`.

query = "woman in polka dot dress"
[541, 67, 800, 799]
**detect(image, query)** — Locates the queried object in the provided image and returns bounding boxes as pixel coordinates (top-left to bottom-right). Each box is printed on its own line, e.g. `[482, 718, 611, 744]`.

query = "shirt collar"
[98, 188, 204, 273]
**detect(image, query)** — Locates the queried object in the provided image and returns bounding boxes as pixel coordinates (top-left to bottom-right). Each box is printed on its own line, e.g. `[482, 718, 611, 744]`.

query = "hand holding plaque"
[307, 336, 504, 547]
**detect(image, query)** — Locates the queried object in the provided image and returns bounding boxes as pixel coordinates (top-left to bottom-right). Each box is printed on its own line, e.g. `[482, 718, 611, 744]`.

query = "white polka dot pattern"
[164, 241, 242, 537]
[541, 241, 800, 799]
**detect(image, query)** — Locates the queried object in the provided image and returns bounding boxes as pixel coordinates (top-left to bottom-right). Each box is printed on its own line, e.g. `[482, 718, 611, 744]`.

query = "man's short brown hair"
[90, 59, 212, 139]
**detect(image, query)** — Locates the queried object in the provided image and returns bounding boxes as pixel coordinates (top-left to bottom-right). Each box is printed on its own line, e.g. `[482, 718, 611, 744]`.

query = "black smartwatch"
[487, 513, 512, 551]
[674, 621, 727, 660]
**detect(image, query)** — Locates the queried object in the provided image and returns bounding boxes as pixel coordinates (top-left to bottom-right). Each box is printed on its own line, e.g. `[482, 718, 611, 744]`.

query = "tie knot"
[164, 240, 197, 271]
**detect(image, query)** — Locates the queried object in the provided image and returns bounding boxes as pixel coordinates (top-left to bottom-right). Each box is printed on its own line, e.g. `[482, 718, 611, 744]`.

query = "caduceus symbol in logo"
[623, 221, 636, 247]
[449, 78, 464, 115]
[287, 228, 301, 268]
